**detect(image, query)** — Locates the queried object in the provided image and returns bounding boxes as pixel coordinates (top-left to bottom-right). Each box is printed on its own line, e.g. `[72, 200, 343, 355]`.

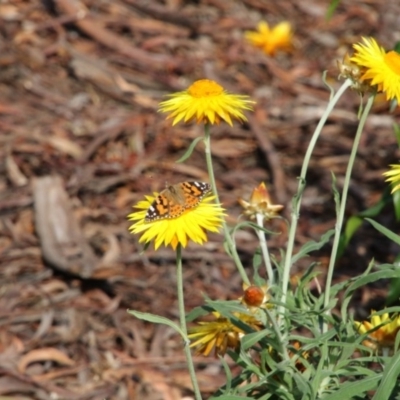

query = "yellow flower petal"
[188, 312, 262, 356]
[128, 189, 225, 250]
[351, 37, 400, 104]
[383, 163, 400, 193]
[355, 311, 400, 351]
[245, 20, 293, 56]
[159, 79, 254, 126]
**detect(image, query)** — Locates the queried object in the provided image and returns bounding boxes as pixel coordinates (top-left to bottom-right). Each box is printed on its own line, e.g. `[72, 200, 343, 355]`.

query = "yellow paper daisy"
[383, 163, 400, 193]
[355, 311, 400, 351]
[351, 37, 400, 104]
[158, 79, 254, 126]
[128, 182, 225, 250]
[245, 21, 293, 56]
[188, 311, 263, 356]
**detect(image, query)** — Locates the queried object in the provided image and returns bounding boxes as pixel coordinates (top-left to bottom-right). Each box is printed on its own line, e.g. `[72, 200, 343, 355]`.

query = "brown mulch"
[1, 0, 400, 399]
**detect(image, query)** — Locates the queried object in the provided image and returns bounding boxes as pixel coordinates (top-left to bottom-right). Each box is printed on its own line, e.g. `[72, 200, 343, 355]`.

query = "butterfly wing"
[180, 182, 211, 209]
[144, 182, 211, 222]
[145, 190, 185, 221]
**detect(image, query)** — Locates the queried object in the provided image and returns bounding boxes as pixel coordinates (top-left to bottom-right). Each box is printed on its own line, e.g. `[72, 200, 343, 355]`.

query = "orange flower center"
[243, 285, 265, 307]
[384, 51, 400, 75]
[188, 79, 224, 98]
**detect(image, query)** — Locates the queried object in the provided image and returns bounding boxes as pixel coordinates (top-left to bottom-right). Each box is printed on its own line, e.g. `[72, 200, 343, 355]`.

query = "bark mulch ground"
[1, 0, 400, 399]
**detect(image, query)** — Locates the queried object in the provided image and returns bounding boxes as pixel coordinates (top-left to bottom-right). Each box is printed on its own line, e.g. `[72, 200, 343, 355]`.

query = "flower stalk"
[203, 124, 250, 285]
[255, 213, 275, 284]
[176, 244, 203, 400]
[278, 79, 353, 320]
[323, 93, 375, 330]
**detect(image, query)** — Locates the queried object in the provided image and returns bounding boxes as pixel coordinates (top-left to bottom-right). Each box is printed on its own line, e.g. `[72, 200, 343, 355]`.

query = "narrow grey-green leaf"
[322, 375, 380, 400]
[344, 268, 400, 299]
[292, 229, 334, 264]
[322, 70, 336, 99]
[366, 218, 400, 246]
[176, 136, 204, 163]
[241, 329, 269, 351]
[372, 351, 400, 400]
[210, 396, 254, 400]
[127, 310, 186, 338]
[219, 356, 233, 393]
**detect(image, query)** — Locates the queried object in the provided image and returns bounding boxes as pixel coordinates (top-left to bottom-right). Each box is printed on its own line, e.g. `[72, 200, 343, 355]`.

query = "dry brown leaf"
[0, 4, 20, 21]
[5, 155, 28, 187]
[139, 369, 181, 400]
[33, 175, 98, 278]
[40, 279, 69, 295]
[46, 136, 83, 159]
[0, 376, 34, 396]
[211, 138, 256, 158]
[18, 347, 75, 374]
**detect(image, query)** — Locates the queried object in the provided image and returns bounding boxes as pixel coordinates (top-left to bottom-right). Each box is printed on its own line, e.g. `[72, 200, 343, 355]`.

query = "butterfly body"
[145, 181, 212, 222]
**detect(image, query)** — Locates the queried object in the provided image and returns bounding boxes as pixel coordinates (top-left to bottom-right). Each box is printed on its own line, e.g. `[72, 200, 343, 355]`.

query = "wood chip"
[33, 175, 98, 278]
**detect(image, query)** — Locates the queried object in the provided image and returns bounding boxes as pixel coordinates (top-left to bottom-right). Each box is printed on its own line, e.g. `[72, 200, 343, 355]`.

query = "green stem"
[278, 79, 352, 319]
[264, 307, 290, 362]
[323, 94, 375, 330]
[203, 124, 250, 285]
[176, 244, 202, 400]
[256, 213, 274, 284]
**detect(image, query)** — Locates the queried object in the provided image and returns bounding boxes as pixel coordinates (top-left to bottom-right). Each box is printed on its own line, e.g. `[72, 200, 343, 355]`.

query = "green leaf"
[206, 299, 248, 315]
[326, 0, 341, 20]
[292, 371, 314, 399]
[387, 263, 400, 306]
[228, 348, 263, 379]
[127, 310, 186, 338]
[210, 395, 253, 400]
[185, 304, 214, 322]
[340, 215, 363, 250]
[373, 351, 400, 399]
[291, 229, 334, 264]
[393, 123, 400, 149]
[176, 136, 204, 163]
[341, 266, 400, 320]
[241, 329, 270, 351]
[337, 187, 392, 258]
[140, 240, 151, 253]
[331, 171, 341, 217]
[322, 71, 335, 100]
[322, 375, 380, 400]
[253, 248, 262, 271]
[393, 189, 400, 221]
[339, 259, 375, 320]
[211, 371, 249, 398]
[365, 218, 400, 246]
[344, 267, 400, 298]
[231, 220, 275, 236]
[311, 342, 328, 394]
[219, 356, 233, 393]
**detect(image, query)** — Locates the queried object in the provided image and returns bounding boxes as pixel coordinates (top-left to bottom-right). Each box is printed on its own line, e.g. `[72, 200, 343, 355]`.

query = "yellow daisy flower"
[128, 182, 225, 250]
[354, 311, 400, 351]
[245, 21, 293, 56]
[188, 311, 263, 356]
[351, 37, 400, 104]
[158, 79, 254, 126]
[383, 163, 400, 193]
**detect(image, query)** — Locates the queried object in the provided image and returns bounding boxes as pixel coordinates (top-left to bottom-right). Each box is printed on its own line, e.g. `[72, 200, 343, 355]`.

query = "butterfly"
[145, 181, 212, 222]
